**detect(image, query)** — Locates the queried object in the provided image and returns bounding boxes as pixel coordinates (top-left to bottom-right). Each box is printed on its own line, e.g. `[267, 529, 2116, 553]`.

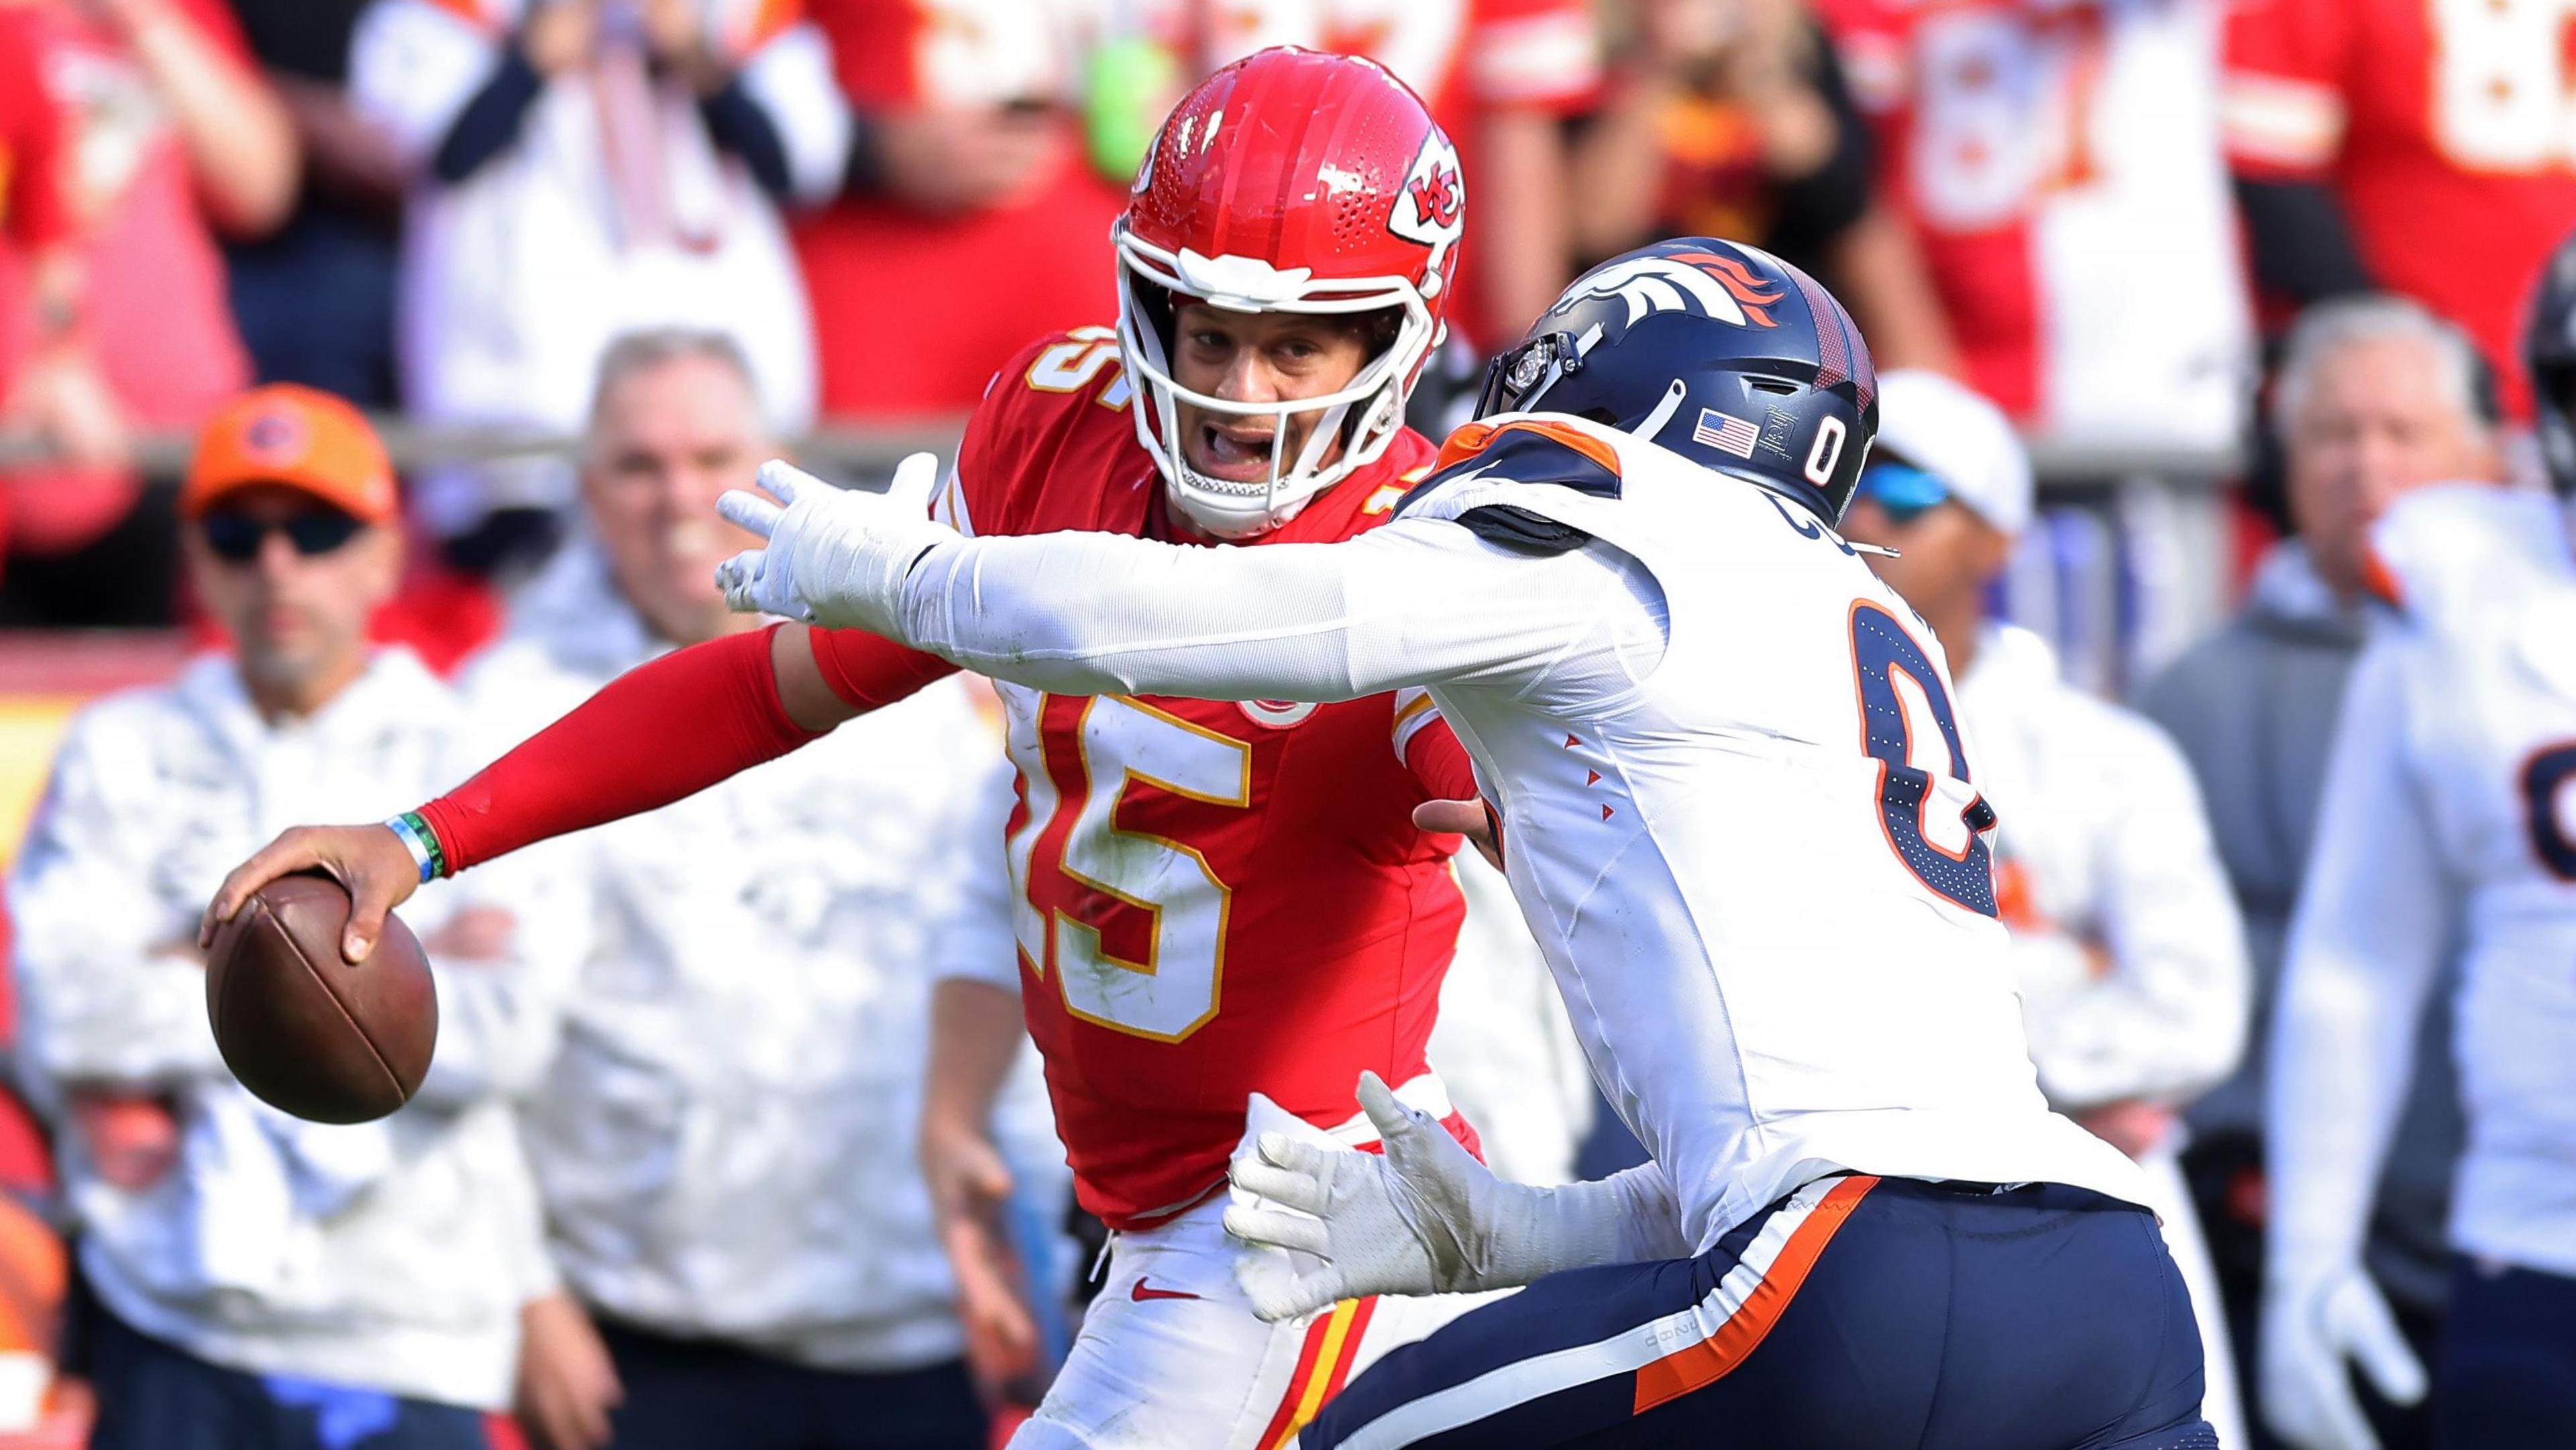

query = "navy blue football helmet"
[1475, 238, 1879, 521]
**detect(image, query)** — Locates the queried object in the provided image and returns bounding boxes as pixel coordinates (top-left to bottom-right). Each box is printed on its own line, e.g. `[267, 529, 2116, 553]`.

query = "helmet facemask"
[1115, 223, 1440, 539]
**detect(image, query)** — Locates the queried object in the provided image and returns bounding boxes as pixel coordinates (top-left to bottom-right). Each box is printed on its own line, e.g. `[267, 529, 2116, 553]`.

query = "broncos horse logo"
[1570, 250, 1785, 329]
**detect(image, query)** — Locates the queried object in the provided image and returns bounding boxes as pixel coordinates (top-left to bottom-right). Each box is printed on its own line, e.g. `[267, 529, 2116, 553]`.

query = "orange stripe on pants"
[1631, 1176, 1878, 1414]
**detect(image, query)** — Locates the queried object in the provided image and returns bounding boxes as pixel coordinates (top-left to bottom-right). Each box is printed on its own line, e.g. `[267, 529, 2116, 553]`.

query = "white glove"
[1224, 1072, 1684, 1322]
[1226, 1072, 1508, 1320]
[716, 452, 953, 635]
[2259, 1261, 2428, 1450]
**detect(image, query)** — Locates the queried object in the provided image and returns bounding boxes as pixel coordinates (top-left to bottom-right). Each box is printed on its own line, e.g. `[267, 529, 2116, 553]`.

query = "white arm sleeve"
[898, 516, 1649, 703]
[2019, 723, 2252, 1109]
[1509, 1160, 1694, 1272]
[2266, 641, 2456, 1276]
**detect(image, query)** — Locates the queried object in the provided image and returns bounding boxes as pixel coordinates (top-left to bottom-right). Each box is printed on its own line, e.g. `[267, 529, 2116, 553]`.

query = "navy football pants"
[1303, 1176, 2216, 1449]
[2434, 1256, 2576, 1449]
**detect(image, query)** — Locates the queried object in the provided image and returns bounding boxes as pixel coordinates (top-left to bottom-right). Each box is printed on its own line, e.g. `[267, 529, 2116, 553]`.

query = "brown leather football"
[205, 871, 437, 1124]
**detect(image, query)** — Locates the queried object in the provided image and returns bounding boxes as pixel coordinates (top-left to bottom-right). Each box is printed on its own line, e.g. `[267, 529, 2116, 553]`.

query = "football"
[204, 872, 437, 1124]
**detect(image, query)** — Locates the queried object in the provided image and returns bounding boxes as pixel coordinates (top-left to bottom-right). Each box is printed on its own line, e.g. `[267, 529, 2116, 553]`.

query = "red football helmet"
[1115, 47, 1464, 538]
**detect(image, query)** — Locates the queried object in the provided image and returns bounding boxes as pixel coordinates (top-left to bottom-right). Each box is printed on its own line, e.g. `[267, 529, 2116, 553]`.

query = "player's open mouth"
[1196, 423, 1283, 482]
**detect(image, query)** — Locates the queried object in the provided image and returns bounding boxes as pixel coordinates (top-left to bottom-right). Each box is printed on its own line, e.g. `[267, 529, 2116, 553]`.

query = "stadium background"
[0, 0, 2561, 1445]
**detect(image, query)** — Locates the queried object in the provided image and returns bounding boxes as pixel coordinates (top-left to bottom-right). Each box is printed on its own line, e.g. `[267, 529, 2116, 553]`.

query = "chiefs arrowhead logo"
[1407, 168, 1461, 230]
[1387, 132, 1466, 276]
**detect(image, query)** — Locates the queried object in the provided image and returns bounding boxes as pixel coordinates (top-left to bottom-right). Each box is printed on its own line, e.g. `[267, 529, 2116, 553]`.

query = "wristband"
[386, 811, 447, 883]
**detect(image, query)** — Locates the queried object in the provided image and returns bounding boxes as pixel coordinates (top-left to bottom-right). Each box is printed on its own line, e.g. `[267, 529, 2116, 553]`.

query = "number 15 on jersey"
[1001, 688, 1252, 1042]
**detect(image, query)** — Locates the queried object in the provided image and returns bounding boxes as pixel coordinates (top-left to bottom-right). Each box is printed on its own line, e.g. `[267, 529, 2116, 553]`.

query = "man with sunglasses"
[11, 384, 559, 1449]
[1840, 369, 2252, 1447]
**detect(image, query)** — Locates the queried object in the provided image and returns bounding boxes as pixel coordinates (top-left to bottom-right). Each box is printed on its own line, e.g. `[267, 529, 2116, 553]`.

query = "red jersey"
[796, 0, 1128, 419]
[936, 328, 1470, 1227]
[1821, 0, 2247, 450]
[2222, 0, 2576, 417]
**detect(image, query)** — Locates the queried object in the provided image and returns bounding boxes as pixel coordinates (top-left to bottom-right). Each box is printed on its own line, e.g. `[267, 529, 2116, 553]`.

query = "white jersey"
[2275, 484, 2576, 1277]
[896, 413, 2147, 1251]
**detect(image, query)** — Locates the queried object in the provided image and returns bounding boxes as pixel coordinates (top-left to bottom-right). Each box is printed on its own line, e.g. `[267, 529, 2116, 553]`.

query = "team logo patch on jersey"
[1387, 132, 1466, 274]
[1240, 698, 1320, 729]
[1569, 250, 1784, 329]
[1693, 409, 1762, 458]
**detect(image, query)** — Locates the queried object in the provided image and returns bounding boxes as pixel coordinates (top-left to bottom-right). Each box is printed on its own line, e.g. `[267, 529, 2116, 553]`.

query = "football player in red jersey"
[203, 48, 1509, 1450]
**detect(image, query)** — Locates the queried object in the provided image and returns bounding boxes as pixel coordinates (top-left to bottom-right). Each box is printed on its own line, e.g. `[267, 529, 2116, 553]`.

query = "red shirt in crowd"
[2222, 0, 2576, 418]
[1821, 0, 2247, 452]
[0, 0, 256, 553]
[795, 0, 1129, 422]
[1177, 0, 1601, 346]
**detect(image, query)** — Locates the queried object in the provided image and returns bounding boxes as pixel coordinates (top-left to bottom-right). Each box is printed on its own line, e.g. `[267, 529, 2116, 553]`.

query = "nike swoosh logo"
[1130, 1278, 1202, 1302]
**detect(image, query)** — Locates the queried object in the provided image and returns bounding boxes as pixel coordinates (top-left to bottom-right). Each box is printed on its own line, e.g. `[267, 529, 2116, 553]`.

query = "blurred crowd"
[0, 0, 2570, 1447]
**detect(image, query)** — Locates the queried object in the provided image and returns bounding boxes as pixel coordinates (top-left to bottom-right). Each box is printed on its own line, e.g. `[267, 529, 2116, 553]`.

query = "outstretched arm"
[897, 519, 1560, 701]
[200, 621, 953, 960]
[718, 456, 1651, 708]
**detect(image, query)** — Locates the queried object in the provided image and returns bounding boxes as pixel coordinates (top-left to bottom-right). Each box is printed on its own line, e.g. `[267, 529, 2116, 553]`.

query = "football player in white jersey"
[2257, 238, 2576, 1450]
[712, 237, 2216, 1448]
[1841, 369, 2251, 1450]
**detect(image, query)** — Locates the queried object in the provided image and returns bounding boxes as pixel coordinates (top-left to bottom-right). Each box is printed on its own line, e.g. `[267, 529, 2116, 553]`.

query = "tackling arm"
[894, 515, 1597, 703]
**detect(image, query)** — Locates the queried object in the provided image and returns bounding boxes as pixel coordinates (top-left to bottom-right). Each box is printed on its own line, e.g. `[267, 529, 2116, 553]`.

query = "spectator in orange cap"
[178, 384, 405, 711]
[11, 384, 562, 1450]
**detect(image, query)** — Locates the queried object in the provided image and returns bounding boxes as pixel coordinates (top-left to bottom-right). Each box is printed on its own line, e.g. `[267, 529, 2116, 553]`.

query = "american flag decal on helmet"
[1693, 409, 1761, 458]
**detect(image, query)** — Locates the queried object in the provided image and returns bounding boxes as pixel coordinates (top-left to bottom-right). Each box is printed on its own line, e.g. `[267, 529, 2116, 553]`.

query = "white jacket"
[450, 543, 1061, 1371]
[1958, 623, 2251, 1112]
[9, 649, 554, 1409]
[355, 0, 843, 439]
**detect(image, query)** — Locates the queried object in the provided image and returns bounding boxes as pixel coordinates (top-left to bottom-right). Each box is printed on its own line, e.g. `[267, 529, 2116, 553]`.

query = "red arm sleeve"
[807, 625, 960, 709]
[1402, 712, 1506, 865]
[416, 625, 823, 874]
[1402, 716, 1481, 803]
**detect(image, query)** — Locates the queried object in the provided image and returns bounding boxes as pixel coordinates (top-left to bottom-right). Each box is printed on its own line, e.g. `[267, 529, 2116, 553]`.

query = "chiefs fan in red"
[2223, 0, 2576, 416]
